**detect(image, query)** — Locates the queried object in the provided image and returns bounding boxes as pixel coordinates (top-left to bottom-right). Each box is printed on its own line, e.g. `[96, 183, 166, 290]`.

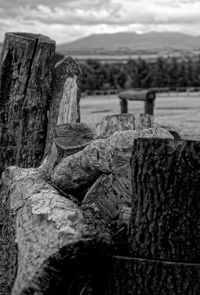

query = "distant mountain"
[56, 31, 200, 56]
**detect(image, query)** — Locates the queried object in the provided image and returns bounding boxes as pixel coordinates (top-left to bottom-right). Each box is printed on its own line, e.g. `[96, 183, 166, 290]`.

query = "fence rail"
[82, 86, 200, 96]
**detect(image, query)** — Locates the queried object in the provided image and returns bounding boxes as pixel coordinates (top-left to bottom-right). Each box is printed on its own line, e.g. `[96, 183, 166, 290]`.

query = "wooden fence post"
[144, 90, 156, 115]
[0, 32, 55, 173]
[119, 98, 128, 113]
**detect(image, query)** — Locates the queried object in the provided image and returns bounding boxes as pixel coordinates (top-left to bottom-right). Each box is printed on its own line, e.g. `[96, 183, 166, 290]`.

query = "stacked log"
[0, 165, 110, 295]
[1, 31, 199, 295]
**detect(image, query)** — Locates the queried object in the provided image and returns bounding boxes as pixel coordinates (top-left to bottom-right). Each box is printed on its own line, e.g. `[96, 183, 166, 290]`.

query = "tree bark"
[130, 138, 200, 262]
[44, 57, 82, 156]
[0, 32, 55, 173]
[107, 256, 200, 295]
[95, 113, 154, 139]
[0, 165, 110, 295]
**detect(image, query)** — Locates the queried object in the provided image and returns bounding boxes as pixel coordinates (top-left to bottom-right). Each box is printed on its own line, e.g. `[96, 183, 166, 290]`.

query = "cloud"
[0, 0, 200, 44]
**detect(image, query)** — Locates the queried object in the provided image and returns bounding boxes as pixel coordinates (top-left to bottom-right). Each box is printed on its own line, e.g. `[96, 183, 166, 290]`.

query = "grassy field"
[80, 92, 200, 140]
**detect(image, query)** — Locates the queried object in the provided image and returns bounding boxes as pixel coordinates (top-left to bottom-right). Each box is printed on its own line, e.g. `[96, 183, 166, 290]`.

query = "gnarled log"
[52, 128, 173, 198]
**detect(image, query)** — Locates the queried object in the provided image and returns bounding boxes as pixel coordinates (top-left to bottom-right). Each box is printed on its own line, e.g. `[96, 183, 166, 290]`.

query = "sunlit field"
[80, 92, 200, 140]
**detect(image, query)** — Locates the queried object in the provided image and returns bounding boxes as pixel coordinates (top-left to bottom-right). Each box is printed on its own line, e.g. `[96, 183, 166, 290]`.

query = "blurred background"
[0, 0, 200, 138]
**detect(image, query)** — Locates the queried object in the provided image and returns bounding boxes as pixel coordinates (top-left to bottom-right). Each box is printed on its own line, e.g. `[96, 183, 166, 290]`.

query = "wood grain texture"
[0, 32, 55, 173]
[107, 256, 200, 295]
[54, 122, 94, 154]
[1, 165, 110, 294]
[44, 57, 82, 156]
[130, 138, 200, 262]
[95, 113, 154, 139]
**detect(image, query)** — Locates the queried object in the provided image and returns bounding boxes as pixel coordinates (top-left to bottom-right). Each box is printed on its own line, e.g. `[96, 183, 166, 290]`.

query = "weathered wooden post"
[108, 138, 200, 294]
[0, 32, 55, 173]
[44, 57, 82, 156]
[119, 97, 128, 113]
[118, 89, 156, 116]
[144, 90, 156, 115]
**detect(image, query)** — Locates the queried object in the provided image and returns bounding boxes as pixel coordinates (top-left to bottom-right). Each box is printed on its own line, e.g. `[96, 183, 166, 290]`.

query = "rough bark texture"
[0, 32, 55, 173]
[0, 182, 18, 295]
[95, 113, 154, 139]
[107, 256, 200, 295]
[130, 138, 200, 262]
[0, 165, 110, 295]
[52, 128, 173, 198]
[44, 57, 82, 156]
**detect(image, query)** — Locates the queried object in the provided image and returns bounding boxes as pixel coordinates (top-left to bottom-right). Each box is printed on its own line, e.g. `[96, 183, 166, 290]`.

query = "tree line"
[79, 55, 200, 92]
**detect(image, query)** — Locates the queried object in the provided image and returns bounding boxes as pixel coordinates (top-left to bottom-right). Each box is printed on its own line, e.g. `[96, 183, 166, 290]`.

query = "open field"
[80, 92, 200, 140]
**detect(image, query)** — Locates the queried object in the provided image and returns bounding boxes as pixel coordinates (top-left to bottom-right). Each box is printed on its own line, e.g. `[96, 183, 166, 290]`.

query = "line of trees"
[80, 55, 200, 92]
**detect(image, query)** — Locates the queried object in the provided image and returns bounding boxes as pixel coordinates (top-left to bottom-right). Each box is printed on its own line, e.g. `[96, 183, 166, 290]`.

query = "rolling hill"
[56, 31, 200, 56]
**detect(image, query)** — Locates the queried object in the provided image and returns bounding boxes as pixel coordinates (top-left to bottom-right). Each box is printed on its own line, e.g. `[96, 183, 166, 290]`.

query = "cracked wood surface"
[0, 32, 55, 173]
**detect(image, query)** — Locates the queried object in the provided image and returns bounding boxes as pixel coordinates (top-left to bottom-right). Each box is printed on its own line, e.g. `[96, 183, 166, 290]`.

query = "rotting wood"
[44, 57, 82, 156]
[0, 32, 55, 173]
[0, 165, 110, 295]
[94, 113, 154, 139]
[130, 138, 200, 262]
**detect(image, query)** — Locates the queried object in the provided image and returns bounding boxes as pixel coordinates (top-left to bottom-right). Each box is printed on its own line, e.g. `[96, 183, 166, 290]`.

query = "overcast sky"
[0, 0, 200, 44]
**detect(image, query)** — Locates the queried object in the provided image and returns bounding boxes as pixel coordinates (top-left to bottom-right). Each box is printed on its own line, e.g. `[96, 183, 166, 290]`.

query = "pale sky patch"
[0, 0, 199, 44]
